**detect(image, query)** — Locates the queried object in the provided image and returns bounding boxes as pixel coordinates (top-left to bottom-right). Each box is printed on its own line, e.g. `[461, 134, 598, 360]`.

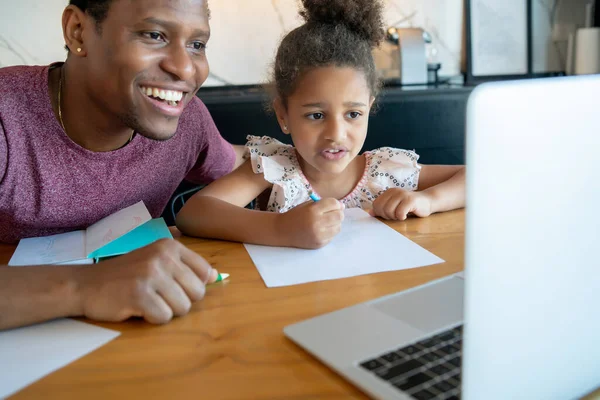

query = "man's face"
[82, 0, 210, 140]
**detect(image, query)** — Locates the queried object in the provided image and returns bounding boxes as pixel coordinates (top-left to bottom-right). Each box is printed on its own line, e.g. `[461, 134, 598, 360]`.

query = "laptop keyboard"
[358, 325, 463, 400]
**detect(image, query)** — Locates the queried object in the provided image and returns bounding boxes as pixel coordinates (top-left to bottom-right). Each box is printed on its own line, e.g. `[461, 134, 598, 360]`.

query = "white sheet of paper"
[244, 208, 444, 287]
[85, 201, 151, 256]
[0, 319, 120, 398]
[8, 230, 87, 266]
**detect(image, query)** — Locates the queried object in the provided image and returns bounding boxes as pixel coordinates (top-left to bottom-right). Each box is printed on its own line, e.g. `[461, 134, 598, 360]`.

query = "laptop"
[284, 76, 600, 400]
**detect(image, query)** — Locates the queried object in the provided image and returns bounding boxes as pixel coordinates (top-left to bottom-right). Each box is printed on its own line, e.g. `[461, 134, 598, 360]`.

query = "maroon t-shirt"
[0, 65, 235, 243]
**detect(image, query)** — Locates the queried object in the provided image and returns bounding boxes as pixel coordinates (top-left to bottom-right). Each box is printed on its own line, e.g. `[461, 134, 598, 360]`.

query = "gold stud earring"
[76, 47, 82, 53]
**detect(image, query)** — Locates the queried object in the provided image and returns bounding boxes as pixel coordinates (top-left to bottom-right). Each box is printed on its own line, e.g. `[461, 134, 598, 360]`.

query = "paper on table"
[0, 319, 120, 398]
[7, 230, 88, 266]
[244, 208, 444, 287]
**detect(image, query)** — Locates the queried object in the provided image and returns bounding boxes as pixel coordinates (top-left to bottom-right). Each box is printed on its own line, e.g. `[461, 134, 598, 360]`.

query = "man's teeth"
[141, 86, 184, 105]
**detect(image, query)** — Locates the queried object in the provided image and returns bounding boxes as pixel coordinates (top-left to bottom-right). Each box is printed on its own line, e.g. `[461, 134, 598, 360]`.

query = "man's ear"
[62, 5, 89, 56]
[273, 97, 290, 135]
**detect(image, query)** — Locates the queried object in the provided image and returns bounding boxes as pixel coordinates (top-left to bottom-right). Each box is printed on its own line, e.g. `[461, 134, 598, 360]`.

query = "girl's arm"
[371, 164, 465, 220]
[176, 160, 286, 245]
[231, 144, 247, 169]
[417, 165, 466, 213]
[176, 160, 346, 248]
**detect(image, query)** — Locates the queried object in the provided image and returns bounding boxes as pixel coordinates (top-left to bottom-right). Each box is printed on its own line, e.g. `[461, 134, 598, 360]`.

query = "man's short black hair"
[65, 0, 112, 51]
[69, 0, 113, 26]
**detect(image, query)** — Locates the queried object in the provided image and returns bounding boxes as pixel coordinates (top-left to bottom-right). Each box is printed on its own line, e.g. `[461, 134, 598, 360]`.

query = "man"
[0, 0, 244, 330]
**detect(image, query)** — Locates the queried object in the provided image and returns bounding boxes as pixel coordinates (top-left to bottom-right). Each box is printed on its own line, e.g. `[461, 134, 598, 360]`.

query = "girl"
[176, 0, 465, 249]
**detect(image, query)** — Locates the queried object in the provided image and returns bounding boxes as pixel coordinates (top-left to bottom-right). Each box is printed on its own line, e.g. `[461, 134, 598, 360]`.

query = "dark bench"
[197, 84, 472, 165]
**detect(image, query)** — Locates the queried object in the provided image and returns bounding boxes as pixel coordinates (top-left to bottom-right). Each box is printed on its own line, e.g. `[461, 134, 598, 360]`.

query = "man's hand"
[371, 189, 433, 221]
[77, 239, 218, 324]
[276, 198, 345, 249]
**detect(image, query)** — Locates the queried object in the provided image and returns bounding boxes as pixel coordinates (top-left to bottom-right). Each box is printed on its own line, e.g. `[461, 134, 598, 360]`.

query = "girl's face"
[275, 66, 374, 179]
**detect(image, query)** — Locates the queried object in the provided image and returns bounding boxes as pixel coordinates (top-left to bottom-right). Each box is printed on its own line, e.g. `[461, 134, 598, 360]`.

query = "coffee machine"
[373, 27, 440, 85]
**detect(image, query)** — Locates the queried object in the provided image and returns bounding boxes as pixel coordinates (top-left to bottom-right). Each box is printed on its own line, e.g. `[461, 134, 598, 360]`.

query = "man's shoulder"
[175, 96, 215, 137]
[179, 96, 210, 122]
[0, 65, 47, 95]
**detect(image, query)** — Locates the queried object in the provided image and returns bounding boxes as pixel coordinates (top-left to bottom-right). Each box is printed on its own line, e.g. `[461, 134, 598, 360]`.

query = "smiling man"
[0, 0, 244, 330]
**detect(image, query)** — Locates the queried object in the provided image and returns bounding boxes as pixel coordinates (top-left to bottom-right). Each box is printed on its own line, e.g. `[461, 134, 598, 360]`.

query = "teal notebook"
[89, 218, 173, 262]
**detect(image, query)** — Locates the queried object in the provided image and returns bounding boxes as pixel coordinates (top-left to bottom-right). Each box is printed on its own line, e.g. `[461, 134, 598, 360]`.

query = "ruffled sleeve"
[365, 147, 421, 193]
[244, 135, 310, 212]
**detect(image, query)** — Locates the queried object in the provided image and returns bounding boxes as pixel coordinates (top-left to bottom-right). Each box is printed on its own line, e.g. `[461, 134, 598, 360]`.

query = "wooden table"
[0, 210, 462, 398]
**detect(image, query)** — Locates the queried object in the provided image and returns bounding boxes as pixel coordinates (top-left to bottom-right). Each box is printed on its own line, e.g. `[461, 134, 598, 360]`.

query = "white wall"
[0, 0, 66, 67]
[0, 0, 591, 85]
[205, 0, 464, 84]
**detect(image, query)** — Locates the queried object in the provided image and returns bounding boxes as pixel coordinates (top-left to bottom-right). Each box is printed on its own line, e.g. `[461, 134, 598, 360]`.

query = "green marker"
[214, 272, 230, 283]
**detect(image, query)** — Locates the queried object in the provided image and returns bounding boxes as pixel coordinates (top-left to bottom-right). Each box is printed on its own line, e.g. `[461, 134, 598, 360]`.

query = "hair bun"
[299, 0, 385, 47]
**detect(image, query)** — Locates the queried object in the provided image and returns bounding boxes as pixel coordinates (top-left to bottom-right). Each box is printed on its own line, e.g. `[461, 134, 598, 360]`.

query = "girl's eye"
[307, 113, 324, 120]
[348, 111, 361, 119]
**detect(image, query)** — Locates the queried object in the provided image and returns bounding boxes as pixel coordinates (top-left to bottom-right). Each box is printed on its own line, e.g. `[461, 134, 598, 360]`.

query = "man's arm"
[0, 240, 218, 331]
[0, 265, 81, 329]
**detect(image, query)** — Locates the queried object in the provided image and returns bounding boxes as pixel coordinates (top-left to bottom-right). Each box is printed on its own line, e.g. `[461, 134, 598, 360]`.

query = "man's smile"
[140, 85, 185, 107]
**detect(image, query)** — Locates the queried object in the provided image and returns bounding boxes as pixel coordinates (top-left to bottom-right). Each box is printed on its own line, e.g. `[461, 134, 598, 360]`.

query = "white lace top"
[245, 135, 421, 212]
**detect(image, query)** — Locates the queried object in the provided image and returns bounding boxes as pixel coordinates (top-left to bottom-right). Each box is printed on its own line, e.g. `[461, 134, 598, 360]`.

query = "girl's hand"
[276, 198, 345, 249]
[371, 188, 432, 221]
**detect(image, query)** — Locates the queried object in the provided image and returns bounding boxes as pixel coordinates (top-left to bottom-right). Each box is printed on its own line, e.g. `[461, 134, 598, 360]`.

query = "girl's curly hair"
[272, 0, 385, 108]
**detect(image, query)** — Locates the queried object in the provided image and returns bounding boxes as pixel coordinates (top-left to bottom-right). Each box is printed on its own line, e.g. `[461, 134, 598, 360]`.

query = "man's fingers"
[155, 276, 193, 317]
[179, 245, 217, 284]
[172, 266, 207, 302]
[142, 291, 175, 324]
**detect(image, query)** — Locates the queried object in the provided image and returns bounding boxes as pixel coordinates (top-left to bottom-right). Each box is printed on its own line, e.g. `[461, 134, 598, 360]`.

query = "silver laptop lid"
[464, 76, 600, 400]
